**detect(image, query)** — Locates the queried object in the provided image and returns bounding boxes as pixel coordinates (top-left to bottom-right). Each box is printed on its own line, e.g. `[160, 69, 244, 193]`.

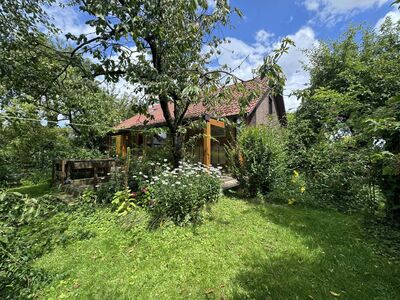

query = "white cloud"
[255, 29, 274, 43]
[375, 7, 400, 30]
[278, 27, 319, 111]
[45, 3, 93, 36]
[208, 27, 318, 111]
[207, 0, 216, 9]
[209, 37, 269, 80]
[303, 0, 390, 25]
[304, 0, 320, 11]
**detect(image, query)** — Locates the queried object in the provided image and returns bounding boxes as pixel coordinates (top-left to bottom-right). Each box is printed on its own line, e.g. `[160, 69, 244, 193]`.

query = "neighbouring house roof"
[115, 79, 285, 130]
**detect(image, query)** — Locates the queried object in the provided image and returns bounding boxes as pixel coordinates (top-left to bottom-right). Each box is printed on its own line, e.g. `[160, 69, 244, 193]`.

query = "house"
[112, 79, 286, 166]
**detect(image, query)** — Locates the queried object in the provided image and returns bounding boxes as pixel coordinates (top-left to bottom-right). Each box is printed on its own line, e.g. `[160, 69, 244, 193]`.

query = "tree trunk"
[171, 129, 184, 168]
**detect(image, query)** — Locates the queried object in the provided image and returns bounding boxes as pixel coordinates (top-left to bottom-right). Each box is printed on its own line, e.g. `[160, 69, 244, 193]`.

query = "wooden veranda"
[114, 116, 228, 167]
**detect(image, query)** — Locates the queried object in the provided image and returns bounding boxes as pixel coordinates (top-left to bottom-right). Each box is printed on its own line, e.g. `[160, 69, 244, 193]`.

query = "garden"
[2, 168, 400, 299]
[1, 0, 400, 299]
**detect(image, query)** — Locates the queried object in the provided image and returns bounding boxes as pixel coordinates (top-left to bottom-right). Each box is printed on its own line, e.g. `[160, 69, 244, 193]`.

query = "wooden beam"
[115, 135, 122, 156]
[203, 121, 211, 166]
[122, 134, 128, 158]
[60, 160, 66, 184]
[209, 118, 225, 128]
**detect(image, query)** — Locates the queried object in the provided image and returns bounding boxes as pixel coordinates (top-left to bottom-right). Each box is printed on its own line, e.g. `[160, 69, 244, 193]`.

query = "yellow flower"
[293, 170, 299, 178]
[288, 198, 296, 205]
[300, 186, 306, 193]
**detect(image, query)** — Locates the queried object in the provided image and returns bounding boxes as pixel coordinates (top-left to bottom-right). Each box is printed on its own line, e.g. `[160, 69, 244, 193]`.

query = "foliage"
[0, 187, 102, 299]
[289, 22, 400, 219]
[96, 176, 125, 204]
[305, 141, 370, 211]
[275, 170, 308, 206]
[0, 0, 56, 42]
[364, 95, 400, 221]
[0, 113, 105, 187]
[34, 197, 400, 299]
[0, 36, 132, 146]
[80, 189, 98, 203]
[128, 156, 171, 191]
[0, 191, 57, 298]
[137, 161, 221, 226]
[111, 188, 137, 216]
[227, 126, 287, 197]
[0, 34, 131, 187]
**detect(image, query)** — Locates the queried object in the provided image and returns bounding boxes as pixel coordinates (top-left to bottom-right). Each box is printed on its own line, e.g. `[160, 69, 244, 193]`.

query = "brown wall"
[248, 95, 279, 126]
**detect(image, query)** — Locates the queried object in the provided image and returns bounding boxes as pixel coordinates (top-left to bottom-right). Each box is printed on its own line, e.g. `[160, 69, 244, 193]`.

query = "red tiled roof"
[116, 79, 267, 130]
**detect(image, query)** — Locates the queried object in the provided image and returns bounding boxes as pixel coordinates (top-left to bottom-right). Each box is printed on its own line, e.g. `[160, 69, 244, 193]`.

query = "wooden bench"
[52, 159, 117, 187]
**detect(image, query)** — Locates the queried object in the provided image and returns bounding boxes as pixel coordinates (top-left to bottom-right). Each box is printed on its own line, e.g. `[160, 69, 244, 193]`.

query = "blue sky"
[47, 0, 400, 111]
[225, 0, 396, 42]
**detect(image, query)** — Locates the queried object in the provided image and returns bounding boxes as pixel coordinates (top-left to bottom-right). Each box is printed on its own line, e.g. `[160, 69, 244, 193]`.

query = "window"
[268, 98, 273, 115]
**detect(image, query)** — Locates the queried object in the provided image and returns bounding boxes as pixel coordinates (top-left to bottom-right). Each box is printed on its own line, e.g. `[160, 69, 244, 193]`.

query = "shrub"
[80, 189, 98, 203]
[303, 141, 371, 212]
[111, 188, 137, 216]
[96, 175, 125, 204]
[270, 169, 308, 206]
[128, 157, 171, 191]
[140, 162, 221, 226]
[227, 126, 287, 197]
[0, 192, 61, 299]
[0, 190, 100, 299]
[286, 132, 372, 212]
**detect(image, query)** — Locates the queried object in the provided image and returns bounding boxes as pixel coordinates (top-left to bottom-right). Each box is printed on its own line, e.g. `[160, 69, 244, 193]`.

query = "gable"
[247, 94, 286, 126]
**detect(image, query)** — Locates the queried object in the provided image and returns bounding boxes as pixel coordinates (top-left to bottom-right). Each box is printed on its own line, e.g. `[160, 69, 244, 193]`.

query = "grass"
[7, 182, 53, 198]
[34, 196, 400, 299]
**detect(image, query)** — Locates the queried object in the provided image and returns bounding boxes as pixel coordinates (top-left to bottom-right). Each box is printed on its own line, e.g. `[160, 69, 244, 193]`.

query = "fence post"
[93, 162, 98, 189]
[124, 147, 131, 189]
[203, 121, 211, 166]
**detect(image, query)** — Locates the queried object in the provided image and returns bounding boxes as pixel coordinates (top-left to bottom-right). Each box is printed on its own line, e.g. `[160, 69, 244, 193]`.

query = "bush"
[111, 188, 137, 216]
[139, 162, 221, 226]
[128, 156, 171, 191]
[96, 175, 125, 204]
[286, 131, 372, 212]
[303, 141, 371, 212]
[0, 125, 107, 188]
[0, 190, 99, 299]
[227, 126, 287, 197]
[0, 192, 61, 299]
[269, 169, 308, 206]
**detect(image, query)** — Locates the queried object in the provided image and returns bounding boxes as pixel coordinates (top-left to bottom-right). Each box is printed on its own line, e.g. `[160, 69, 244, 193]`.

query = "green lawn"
[34, 196, 400, 299]
[8, 182, 52, 198]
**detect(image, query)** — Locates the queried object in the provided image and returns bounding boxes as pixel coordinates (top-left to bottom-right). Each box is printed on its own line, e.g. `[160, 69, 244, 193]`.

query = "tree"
[0, 0, 56, 42]
[0, 35, 132, 148]
[290, 20, 400, 220]
[60, 0, 291, 167]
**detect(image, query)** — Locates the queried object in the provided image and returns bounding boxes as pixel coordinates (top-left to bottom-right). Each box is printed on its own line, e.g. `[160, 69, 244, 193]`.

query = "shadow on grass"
[223, 188, 265, 205]
[7, 182, 53, 198]
[231, 204, 400, 299]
